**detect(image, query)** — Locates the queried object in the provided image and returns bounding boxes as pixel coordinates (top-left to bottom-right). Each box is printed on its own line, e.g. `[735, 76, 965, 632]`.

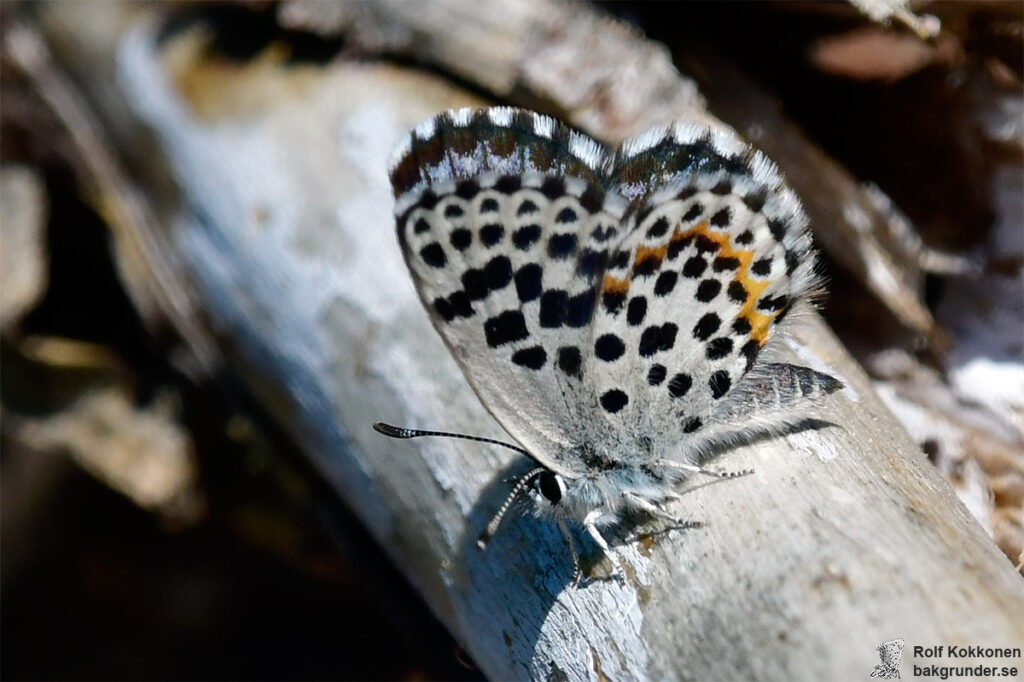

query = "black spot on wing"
[711, 180, 732, 195]
[595, 334, 625, 362]
[511, 346, 547, 370]
[557, 346, 582, 378]
[710, 207, 731, 228]
[709, 370, 731, 399]
[591, 223, 617, 242]
[712, 256, 740, 272]
[609, 250, 630, 269]
[785, 250, 799, 276]
[494, 175, 522, 194]
[727, 281, 748, 303]
[682, 256, 707, 278]
[626, 297, 647, 326]
[646, 216, 671, 239]
[654, 271, 678, 296]
[432, 296, 455, 322]
[757, 294, 789, 312]
[484, 310, 528, 347]
[668, 373, 692, 398]
[600, 389, 628, 414]
[548, 233, 577, 259]
[461, 268, 488, 301]
[602, 292, 626, 314]
[682, 204, 703, 222]
[638, 323, 678, 357]
[741, 339, 760, 371]
[416, 189, 439, 211]
[565, 290, 596, 328]
[774, 305, 791, 325]
[513, 224, 542, 250]
[539, 290, 568, 328]
[484, 255, 513, 291]
[633, 255, 660, 277]
[667, 236, 691, 260]
[579, 184, 605, 213]
[743, 190, 767, 212]
[480, 224, 504, 247]
[675, 185, 698, 201]
[541, 177, 565, 199]
[693, 313, 721, 340]
[576, 249, 607, 279]
[696, 279, 721, 302]
[514, 263, 542, 302]
[420, 243, 446, 268]
[447, 291, 472, 318]
[517, 199, 539, 216]
[555, 207, 577, 224]
[694, 235, 719, 253]
[705, 337, 733, 360]
[450, 228, 472, 251]
[455, 180, 480, 200]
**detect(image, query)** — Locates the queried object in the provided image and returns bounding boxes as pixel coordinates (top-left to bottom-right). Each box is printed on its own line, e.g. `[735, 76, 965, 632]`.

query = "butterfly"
[376, 107, 841, 584]
[870, 638, 905, 679]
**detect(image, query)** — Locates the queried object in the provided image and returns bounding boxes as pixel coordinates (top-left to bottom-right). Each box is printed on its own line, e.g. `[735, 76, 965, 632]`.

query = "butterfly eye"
[537, 471, 565, 504]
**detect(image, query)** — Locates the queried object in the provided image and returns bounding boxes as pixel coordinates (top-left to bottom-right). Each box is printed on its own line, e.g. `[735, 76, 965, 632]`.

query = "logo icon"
[870, 638, 904, 679]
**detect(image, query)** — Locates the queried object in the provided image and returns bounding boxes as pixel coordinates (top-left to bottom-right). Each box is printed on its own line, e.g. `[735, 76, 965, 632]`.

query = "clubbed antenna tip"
[373, 422, 414, 438]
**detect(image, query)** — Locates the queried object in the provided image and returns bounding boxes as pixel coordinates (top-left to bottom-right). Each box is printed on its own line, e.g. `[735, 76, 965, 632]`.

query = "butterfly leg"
[654, 456, 754, 480]
[583, 510, 624, 582]
[556, 518, 582, 587]
[662, 461, 755, 480]
[622, 492, 704, 532]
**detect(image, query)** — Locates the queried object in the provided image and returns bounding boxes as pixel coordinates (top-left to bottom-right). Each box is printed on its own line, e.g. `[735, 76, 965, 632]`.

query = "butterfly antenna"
[373, 422, 532, 457]
[476, 467, 546, 551]
[374, 423, 545, 551]
[557, 518, 582, 587]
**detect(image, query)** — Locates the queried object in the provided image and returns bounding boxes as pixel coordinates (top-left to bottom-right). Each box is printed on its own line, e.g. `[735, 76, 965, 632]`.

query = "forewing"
[880, 640, 904, 667]
[390, 108, 624, 475]
[578, 123, 818, 458]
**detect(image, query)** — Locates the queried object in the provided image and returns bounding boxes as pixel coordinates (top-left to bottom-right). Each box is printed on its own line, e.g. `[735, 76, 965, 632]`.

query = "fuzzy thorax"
[534, 462, 688, 523]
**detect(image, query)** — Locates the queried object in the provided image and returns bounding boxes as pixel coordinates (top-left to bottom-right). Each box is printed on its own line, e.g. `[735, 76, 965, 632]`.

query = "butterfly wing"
[392, 110, 821, 473]
[577, 123, 818, 460]
[390, 108, 626, 476]
[879, 639, 904, 667]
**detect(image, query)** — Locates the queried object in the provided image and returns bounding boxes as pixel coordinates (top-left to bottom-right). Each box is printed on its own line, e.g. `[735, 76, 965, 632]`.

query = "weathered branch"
[55, 1, 1024, 679]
